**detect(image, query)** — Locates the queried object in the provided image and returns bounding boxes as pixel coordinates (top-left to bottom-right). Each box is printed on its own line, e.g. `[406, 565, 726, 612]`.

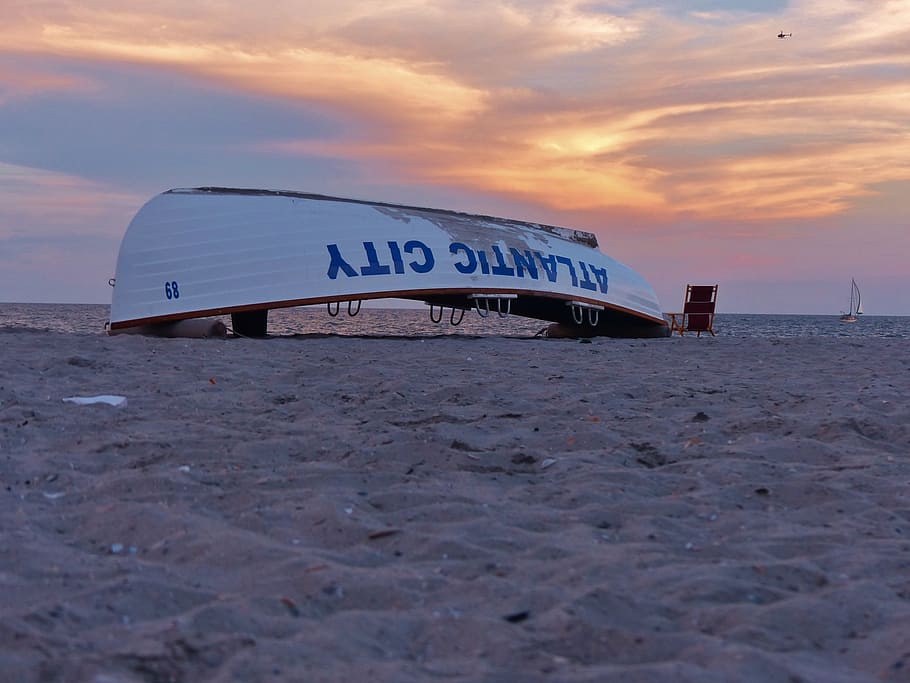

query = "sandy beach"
[2, 329, 909, 682]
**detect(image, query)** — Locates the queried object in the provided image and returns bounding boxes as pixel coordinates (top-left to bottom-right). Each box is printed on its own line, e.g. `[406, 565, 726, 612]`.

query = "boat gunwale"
[108, 286, 668, 330]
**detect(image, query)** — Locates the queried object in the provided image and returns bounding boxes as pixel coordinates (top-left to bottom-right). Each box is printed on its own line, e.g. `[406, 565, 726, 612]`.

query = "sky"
[1, 0, 908, 314]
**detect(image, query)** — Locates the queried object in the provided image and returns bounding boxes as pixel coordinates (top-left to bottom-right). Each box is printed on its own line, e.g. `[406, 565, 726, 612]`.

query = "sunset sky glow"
[1, 0, 908, 313]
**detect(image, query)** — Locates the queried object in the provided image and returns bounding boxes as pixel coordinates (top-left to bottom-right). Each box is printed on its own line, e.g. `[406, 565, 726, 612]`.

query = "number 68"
[165, 281, 180, 300]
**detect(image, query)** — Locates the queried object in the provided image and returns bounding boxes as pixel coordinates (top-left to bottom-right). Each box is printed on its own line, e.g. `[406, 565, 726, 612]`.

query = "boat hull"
[109, 188, 669, 337]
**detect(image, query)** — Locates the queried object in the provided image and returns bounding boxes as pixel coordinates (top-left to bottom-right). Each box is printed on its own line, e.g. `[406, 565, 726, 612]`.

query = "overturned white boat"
[109, 187, 669, 338]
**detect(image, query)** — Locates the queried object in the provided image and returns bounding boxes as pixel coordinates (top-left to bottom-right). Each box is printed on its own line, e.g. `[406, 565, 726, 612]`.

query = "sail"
[840, 278, 862, 321]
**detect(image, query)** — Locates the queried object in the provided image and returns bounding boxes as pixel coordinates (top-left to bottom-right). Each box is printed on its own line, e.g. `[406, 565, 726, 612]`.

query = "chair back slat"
[683, 301, 714, 315]
[687, 285, 717, 303]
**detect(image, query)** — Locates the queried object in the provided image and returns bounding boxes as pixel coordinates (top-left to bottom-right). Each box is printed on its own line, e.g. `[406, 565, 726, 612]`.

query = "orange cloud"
[0, 62, 97, 102]
[1, 0, 908, 221]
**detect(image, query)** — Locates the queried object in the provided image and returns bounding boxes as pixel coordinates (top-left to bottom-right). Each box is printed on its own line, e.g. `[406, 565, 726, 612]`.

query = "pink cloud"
[1, 1, 908, 224]
[0, 163, 143, 239]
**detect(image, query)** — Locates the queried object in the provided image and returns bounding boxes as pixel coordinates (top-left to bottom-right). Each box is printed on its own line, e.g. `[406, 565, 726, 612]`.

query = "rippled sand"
[2, 331, 909, 682]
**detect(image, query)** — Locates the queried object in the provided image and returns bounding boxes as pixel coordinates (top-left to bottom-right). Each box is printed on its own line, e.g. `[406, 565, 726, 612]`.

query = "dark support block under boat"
[232, 309, 269, 338]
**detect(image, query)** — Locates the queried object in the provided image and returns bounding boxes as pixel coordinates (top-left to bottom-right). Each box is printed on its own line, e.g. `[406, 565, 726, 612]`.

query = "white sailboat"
[839, 278, 863, 322]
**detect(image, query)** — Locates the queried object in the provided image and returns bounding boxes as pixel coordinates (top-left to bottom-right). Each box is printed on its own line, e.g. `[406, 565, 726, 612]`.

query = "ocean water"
[2, 302, 908, 338]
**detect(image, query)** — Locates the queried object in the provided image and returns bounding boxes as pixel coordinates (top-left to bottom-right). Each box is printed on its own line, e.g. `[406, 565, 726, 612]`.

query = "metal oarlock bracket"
[327, 300, 362, 317]
[566, 300, 604, 327]
[427, 304, 467, 326]
[468, 293, 518, 319]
